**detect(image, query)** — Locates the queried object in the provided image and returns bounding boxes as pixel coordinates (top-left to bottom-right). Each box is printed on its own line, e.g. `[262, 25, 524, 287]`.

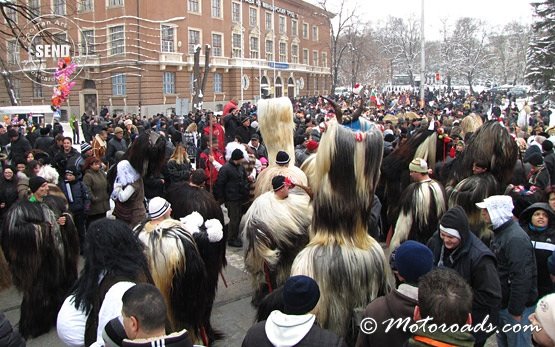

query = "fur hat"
[231, 148, 244, 161]
[114, 127, 124, 134]
[283, 275, 320, 315]
[535, 294, 555, 343]
[394, 240, 434, 284]
[29, 176, 47, 193]
[148, 197, 171, 219]
[409, 158, 428, 173]
[81, 142, 92, 153]
[276, 150, 290, 165]
[272, 175, 286, 191]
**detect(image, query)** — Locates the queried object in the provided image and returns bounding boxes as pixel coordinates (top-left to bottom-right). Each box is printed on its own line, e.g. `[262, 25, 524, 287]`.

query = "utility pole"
[419, 0, 425, 108]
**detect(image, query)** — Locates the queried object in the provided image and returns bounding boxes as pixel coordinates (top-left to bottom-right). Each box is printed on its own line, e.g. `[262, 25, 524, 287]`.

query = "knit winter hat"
[283, 275, 320, 315]
[535, 294, 555, 343]
[394, 240, 434, 284]
[81, 142, 92, 153]
[29, 176, 47, 193]
[65, 166, 77, 176]
[114, 127, 124, 134]
[272, 175, 286, 191]
[439, 206, 469, 240]
[231, 148, 244, 161]
[409, 158, 428, 173]
[148, 197, 171, 219]
[276, 150, 290, 165]
[524, 145, 543, 166]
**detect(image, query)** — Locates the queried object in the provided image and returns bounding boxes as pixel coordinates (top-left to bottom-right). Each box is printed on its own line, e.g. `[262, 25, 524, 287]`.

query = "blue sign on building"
[268, 62, 289, 69]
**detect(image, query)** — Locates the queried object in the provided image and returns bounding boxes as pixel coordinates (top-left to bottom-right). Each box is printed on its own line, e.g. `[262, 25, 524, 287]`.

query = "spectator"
[476, 195, 538, 347]
[53, 137, 80, 178]
[203, 113, 225, 153]
[7, 128, 31, 162]
[70, 114, 80, 144]
[528, 293, 555, 347]
[248, 134, 267, 160]
[242, 275, 347, 347]
[105, 128, 128, 167]
[356, 240, 433, 347]
[0, 167, 18, 225]
[34, 127, 54, 153]
[82, 157, 110, 227]
[60, 166, 91, 251]
[92, 130, 108, 163]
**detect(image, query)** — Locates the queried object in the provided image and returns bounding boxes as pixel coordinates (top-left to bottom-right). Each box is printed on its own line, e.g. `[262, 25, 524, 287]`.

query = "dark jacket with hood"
[427, 206, 501, 345]
[519, 202, 555, 299]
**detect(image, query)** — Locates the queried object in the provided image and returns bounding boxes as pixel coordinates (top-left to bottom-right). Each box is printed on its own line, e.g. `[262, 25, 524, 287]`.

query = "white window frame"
[265, 12, 273, 31]
[107, 0, 123, 7]
[249, 7, 257, 27]
[108, 25, 125, 56]
[214, 72, 223, 93]
[249, 36, 259, 59]
[312, 50, 318, 66]
[312, 26, 318, 41]
[163, 72, 176, 94]
[291, 44, 298, 64]
[80, 29, 95, 55]
[265, 39, 273, 61]
[302, 48, 308, 65]
[291, 19, 298, 36]
[302, 23, 308, 39]
[279, 41, 286, 62]
[212, 32, 223, 57]
[78, 0, 93, 12]
[161, 25, 176, 53]
[112, 74, 126, 96]
[322, 52, 327, 68]
[279, 16, 286, 34]
[52, 0, 66, 15]
[188, 0, 201, 14]
[188, 28, 201, 55]
[231, 2, 240, 23]
[211, 0, 222, 19]
[232, 33, 242, 58]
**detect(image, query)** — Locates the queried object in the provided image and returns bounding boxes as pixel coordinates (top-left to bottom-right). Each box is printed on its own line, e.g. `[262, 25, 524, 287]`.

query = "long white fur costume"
[291, 120, 391, 338]
[254, 97, 308, 197]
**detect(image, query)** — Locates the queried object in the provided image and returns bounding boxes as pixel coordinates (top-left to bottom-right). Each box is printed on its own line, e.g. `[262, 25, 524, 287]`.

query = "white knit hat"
[536, 294, 555, 343]
[148, 197, 171, 219]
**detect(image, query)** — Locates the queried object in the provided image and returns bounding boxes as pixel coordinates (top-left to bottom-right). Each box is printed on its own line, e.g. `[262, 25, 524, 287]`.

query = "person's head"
[0, 125, 5, 135]
[148, 197, 172, 221]
[455, 140, 465, 153]
[55, 134, 64, 146]
[529, 294, 555, 347]
[190, 169, 206, 187]
[272, 175, 290, 199]
[230, 148, 244, 164]
[15, 157, 26, 173]
[439, 206, 469, 250]
[476, 195, 514, 228]
[65, 166, 77, 182]
[275, 150, 290, 166]
[250, 134, 260, 147]
[185, 122, 197, 133]
[26, 151, 35, 162]
[29, 176, 49, 200]
[520, 202, 554, 230]
[8, 129, 19, 142]
[472, 160, 489, 175]
[62, 137, 73, 152]
[99, 130, 108, 141]
[114, 127, 124, 140]
[84, 156, 102, 172]
[392, 240, 434, 285]
[81, 142, 93, 156]
[27, 160, 42, 177]
[169, 143, 188, 165]
[282, 275, 320, 315]
[547, 186, 555, 211]
[415, 268, 473, 326]
[3, 166, 14, 181]
[408, 158, 429, 182]
[121, 283, 167, 340]
[124, 119, 133, 130]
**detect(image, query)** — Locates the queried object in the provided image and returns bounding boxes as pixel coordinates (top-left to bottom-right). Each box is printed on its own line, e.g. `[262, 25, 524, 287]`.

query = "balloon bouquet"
[51, 57, 77, 114]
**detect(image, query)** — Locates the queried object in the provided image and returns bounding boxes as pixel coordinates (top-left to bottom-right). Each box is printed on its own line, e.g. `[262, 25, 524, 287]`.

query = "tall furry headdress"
[257, 97, 295, 166]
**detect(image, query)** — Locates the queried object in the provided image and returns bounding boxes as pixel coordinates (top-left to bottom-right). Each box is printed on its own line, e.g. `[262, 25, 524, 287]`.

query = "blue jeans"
[496, 306, 535, 347]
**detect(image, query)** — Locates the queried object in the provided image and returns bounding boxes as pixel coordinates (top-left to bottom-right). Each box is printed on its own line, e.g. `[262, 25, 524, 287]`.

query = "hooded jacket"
[427, 206, 501, 344]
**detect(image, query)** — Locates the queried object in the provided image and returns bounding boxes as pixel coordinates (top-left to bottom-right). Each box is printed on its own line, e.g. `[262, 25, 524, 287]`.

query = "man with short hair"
[248, 134, 267, 160]
[406, 268, 475, 346]
[105, 127, 127, 166]
[53, 137, 80, 177]
[7, 128, 31, 162]
[34, 127, 54, 152]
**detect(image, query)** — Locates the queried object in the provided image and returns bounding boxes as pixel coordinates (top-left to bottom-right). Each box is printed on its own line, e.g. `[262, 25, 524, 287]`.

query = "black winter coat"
[0, 312, 25, 347]
[214, 161, 249, 202]
[60, 179, 91, 213]
[34, 134, 54, 152]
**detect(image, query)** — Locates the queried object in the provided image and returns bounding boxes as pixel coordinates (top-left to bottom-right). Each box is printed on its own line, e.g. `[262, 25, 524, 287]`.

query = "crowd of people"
[0, 87, 555, 347]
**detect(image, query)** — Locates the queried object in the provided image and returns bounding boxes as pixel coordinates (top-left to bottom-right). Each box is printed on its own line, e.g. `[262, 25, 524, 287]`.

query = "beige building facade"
[0, 0, 332, 118]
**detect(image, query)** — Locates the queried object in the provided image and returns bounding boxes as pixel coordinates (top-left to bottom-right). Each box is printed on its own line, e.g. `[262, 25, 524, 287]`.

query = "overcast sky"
[319, 0, 535, 40]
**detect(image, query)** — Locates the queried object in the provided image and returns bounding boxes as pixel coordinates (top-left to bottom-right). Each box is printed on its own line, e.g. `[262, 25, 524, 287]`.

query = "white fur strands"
[257, 97, 295, 166]
[389, 180, 446, 251]
[38, 164, 59, 184]
[414, 131, 437, 169]
[291, 240, 390, 338]
[460, 113, 483, 138]
[254, 165, 308, 198]
[242, 191, 312, 299]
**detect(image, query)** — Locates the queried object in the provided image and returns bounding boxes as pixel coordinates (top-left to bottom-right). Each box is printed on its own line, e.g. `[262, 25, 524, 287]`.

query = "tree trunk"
[0, 57, 18, 106]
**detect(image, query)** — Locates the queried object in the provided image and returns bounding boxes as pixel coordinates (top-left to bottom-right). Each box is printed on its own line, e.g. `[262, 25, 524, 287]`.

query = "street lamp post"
[420, 0, 425, 108]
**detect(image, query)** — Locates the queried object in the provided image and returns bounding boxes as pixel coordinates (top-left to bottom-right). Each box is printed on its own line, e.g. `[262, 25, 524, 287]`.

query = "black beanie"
[283, 275, 320, 315]
[439, 206, 469, 242]
[231, 148, 244, 161]
[543, 140, 554, 152]
[272, 175, 286, 191]
[29, 176, 47, 193]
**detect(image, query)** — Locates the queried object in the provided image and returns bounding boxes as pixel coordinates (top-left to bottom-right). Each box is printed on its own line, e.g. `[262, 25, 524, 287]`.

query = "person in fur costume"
[242, 175, 312, 305]
[1, 197, 79, 338]
[134, 197, 224, 345]
[388, 158, 447, 250]
[290, 119, 391, 340]
[57, 218, 153, 346]
[254, 97, 308, 198]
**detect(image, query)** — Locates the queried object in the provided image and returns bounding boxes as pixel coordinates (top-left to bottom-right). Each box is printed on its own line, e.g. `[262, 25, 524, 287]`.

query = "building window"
[188, 0, 200, 13]
[249, 37, 258, 59]
[232, 33, 241, 58]
[211, 0, 221, 18]
[78, 0, 93, 12]
[161, 25, 175, 53]
[112, 74, 126, 96]
[279, 16, 286, 34]
[108, 0, 123, 6]
[302, 48, 308, 65]
[5, 6, 17, 23]
[8, 41, 20, 64]
[279, 41, 286, 62]
[212, 33, 222, 56]
[28, 0, 40, 15]
[54, 32, 67, 46]
[312, 50, 318, 66]
[53, 0, 66, 15]
[322, 52, 327, 67]
[291, 44, 298, 64]
[291, 19, 298, 36]
[33, 82, 43, 98]
[214, 72, 223, 93]
[265, 12, 272, 31]
[109, 26, 124, 55]
[249, 7, 257, 27]
[231, 2, 240, 23]
[163, 72, 176, 94]
[188, 29, 200, 54]
[302, 23, 308, 39]
[81, 30, 95, 55]
[312, 26, 318, 41]
[265, 40, 273, 61]
[13, 79, 20, 100]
